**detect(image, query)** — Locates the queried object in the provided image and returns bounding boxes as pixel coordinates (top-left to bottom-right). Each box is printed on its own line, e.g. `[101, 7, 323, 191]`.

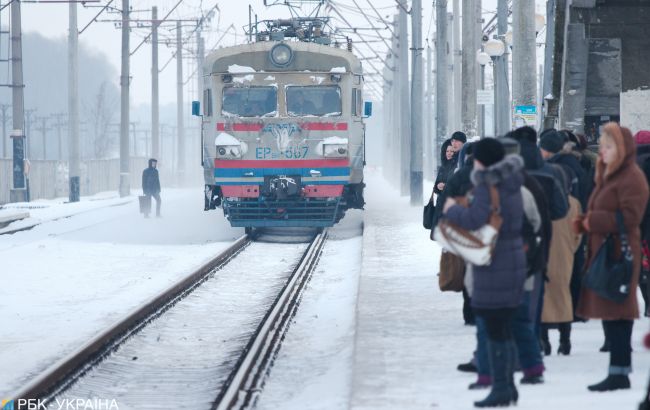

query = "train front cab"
[199, 42, 366, 228]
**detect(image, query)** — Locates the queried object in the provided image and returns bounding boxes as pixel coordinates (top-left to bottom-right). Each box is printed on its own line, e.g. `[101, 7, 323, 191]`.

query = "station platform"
[350, 169, 650, 410]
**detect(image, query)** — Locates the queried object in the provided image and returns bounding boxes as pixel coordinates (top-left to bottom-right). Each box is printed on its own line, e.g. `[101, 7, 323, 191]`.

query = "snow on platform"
[349, 169, 650, 409]
[0, 188, 242, 397]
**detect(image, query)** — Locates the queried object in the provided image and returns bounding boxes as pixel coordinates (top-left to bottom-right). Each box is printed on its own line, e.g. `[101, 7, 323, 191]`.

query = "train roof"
[204, 41, 363, 76]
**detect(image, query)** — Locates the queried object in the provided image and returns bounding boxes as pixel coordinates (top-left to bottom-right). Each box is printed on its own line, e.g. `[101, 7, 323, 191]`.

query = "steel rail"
[213, 229, 328, 410]
[11, 234, 252, 408]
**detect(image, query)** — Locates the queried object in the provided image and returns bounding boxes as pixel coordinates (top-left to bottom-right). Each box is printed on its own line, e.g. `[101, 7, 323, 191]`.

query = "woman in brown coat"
[575, 122, 650, 392]
[541, 195, 582, 355]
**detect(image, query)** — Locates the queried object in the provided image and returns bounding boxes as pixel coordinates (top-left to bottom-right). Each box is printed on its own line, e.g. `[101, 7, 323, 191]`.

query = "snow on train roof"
[204, 41, 363, 76]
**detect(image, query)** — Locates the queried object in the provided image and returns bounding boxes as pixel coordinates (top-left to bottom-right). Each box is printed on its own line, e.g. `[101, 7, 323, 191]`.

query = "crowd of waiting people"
[428, 123, 650, 408]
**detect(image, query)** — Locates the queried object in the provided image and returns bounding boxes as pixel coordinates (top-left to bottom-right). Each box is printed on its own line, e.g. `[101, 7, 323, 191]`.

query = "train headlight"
[316, 136, 349, 158]
[270, 43, 293, 67]
[215, 132, 248, 159]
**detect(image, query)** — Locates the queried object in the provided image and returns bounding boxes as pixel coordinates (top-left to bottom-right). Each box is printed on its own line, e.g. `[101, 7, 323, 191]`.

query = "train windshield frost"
[222, 86, 277, 117]
[286, 86, 341, 117]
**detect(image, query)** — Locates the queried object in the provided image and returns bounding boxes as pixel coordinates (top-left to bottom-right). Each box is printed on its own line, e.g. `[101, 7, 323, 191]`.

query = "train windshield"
[286, 86, 342, 117]
[222, 86, 277, 117]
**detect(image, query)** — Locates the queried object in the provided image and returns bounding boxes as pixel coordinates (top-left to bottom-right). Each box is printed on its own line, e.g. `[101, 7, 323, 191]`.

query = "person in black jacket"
[434, 139, 458, 196]
[142, 158, 162, 218]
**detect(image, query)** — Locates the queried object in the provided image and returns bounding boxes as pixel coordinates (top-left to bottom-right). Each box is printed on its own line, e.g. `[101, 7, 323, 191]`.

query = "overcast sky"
[16, 0, 545, 105]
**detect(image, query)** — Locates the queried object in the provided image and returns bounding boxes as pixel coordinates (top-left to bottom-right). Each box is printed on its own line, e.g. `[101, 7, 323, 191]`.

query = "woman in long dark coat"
[444, 138, 526, 407]
[575, 122, 649, 391]
[434, 138, 457, 195]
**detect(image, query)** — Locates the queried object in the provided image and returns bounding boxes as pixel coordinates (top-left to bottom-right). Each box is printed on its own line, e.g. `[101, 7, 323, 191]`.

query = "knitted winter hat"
[451, 131, 467, 144]
[539, 129, 565, 154]
[473, 138, 505, 167]
[635, 130, 650, 145]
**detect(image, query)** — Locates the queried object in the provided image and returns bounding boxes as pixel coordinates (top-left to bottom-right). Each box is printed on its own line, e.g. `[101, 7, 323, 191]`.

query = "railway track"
[11, 229, 327, 410]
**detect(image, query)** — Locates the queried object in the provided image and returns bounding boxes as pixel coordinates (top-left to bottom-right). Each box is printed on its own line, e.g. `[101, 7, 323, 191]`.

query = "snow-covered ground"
[3, 171, 650, 409]
[0, 188, 242, 397]
[256, 168, 650, 409]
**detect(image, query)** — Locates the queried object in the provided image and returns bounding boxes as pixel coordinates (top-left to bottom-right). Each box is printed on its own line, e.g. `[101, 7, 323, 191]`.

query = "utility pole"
[176, 20, 185, 185]
[398, 1, 410, 196]
[476, 0, 484, 137]
[197, 30, 205, 167]
[426, 42, 433, 178]
[37, 116, 48, 159]
[452, 0, 461, 133]
[52, 113, 66, 161]
[495, 0, 510, 136]
[390, 14, 400, 188]
[151, 6, 160, 160]
[512, 0, 537, 120]
[435, 0, 448, 174]
[0, 104, 9, 159]
[410, 0, 423, 205]
[68, 1, 80, 201]
[461, 0, 478, 137]
[10, 0, 27, 202]
[119, 0, 130, 197]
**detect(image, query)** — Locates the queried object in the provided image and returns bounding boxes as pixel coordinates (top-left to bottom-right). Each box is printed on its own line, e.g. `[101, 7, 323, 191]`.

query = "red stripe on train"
[300, 122, 348, 131]
[221, 186, 260, 198]
[215, 159, 350, 168]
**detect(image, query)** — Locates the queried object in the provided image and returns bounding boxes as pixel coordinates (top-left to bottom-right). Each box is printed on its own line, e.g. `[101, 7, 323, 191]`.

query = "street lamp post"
[483, 38, 506, 137]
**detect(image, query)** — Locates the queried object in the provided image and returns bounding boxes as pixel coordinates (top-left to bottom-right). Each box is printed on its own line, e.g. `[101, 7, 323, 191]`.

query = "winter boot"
[458, 359, 478, 373]
[588, 375, 631, 392]
[520, 364, 545, 385]
[469, 375, 492, 390]
[474, 340, 517, 407]
[558, 322, 571, 355]
[540, 326, 551, 356]
[506, 340, 519, 403]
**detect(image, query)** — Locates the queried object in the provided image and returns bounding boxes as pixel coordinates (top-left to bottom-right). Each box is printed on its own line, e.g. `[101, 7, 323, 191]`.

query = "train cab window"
[222, 86, 277, 117]
[203, 89, 213, 116]
[286, 86, 341, 117]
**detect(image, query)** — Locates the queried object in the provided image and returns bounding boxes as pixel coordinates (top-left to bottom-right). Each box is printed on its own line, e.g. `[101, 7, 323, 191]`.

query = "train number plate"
[255, 146, 309, 159]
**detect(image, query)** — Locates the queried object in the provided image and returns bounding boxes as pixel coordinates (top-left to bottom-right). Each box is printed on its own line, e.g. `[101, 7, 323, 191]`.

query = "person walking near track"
[142, 158, 162, 218]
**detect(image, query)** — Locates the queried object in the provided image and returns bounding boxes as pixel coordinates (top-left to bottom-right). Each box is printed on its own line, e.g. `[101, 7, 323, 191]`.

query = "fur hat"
[473, 138, 505, 167]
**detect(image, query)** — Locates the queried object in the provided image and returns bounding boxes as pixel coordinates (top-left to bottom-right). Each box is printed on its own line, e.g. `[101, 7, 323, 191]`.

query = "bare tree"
[85, 81, 118, 158]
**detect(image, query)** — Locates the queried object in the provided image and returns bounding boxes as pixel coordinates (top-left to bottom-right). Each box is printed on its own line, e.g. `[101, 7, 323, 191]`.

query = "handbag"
[423, 191, 435, 229]
[583, 210, 634, 303]
[438, 250, 466, 292]
[139, 195, 152, 214]
[433, 185, 503, 266]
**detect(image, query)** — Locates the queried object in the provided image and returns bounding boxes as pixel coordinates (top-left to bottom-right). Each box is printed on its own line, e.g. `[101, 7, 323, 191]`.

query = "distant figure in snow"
[142, 158, 161, 218]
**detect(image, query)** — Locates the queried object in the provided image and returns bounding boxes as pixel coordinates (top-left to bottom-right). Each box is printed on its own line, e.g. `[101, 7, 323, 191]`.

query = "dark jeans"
[603, 319, 634, 374]
[463, 287, 475, 324]
[476, 293, 543, 376]
[474, 307, 516, 341]
[146, 193, 161, 216]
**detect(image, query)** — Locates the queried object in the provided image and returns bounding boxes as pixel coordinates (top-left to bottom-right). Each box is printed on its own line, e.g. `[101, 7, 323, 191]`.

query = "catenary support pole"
[398, 1, 410, 196]
[426, 43, 433, 178]
[1, 104, 9, 159]
[461, 0, 477, 137]
[151, 6, 160, 160]
[119, 0, 130, 197]
[68, 2, 80, 201]
[391, 14, 400, 188]
[495, 0, 510, 135]
[435, 0, 448, 175]
[10, 0, 27, 203]
[410, 0, 423, 204]
[452, 0, 461, 132]
[512, 0, 537, 120]
[176, 20, 185, 185]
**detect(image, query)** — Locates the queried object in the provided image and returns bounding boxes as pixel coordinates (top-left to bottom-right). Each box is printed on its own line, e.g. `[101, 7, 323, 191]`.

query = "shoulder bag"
[432, 185, 503, 266]
[583, 210, 634, 303]
[438, 250, 466, 292]
[423, 190, 435, 230]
